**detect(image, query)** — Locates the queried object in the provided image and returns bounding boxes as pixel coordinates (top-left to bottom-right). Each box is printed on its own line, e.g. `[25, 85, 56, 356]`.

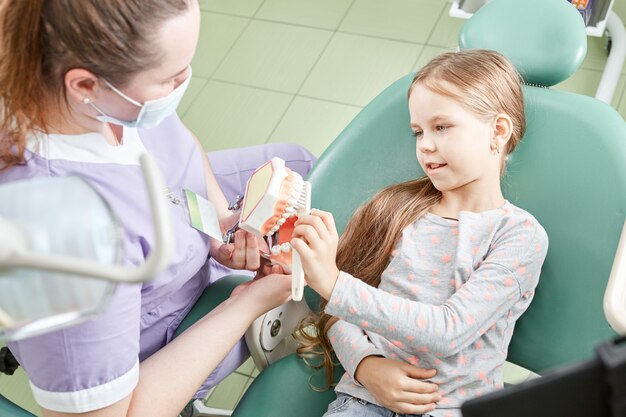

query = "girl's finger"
[310, 210, 332, 240]
[311, 210, 338, 238]
[402, 375, 439, 394]
[290, 236, 313, 260]
[397, 391, 441, 406]
[300, 213, 330, 240]
[292, 224, 323, 250]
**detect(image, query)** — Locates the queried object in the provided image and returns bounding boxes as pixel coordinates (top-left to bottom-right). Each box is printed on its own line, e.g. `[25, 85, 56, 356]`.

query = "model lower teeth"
[271, 242, 292, 254]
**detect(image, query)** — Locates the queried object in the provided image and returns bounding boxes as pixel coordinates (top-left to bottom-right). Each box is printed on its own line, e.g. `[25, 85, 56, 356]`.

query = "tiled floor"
[2, 0, 626, 415]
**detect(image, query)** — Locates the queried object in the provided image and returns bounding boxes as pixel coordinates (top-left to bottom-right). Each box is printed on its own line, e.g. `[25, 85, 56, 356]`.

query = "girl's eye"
[412, 130, 423, 138]
[436, 125, 450, 132]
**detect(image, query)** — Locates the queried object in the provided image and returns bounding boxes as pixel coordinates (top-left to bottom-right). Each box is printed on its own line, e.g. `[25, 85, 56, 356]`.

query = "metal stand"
[596, 11, 626, 104]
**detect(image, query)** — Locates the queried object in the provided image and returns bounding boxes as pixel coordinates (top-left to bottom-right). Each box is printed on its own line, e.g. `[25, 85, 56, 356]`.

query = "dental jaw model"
[239, 157, 311, 301]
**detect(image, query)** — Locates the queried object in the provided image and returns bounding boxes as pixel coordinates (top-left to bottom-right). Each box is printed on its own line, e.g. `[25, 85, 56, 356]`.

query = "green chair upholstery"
[0, 396, 35, 417]
[459, 0, 587, 87]
[233, 354, 343, 417]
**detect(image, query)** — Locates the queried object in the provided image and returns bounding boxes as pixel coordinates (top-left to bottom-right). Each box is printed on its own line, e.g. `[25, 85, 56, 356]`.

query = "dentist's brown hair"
[0, 0, 192, 171]
[295, 49, 525, 388]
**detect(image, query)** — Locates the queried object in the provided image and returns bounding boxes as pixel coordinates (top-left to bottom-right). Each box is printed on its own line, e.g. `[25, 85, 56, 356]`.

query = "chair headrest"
[458, 0, 587, 87]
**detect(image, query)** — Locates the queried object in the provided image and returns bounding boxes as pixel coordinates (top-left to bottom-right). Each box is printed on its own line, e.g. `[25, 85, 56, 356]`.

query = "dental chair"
[228, 0, 626, 416]
[2, 0, 626, 416]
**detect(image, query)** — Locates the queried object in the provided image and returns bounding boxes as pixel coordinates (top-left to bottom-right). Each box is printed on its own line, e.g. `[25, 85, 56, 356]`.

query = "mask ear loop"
[83, 96, 109, 118]
[81, 96, 125, 145]
[103, 80, 143, 108]
[83, 97, 110, 119]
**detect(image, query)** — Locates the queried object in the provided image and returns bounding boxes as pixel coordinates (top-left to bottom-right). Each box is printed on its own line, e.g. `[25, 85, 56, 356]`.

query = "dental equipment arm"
[0, 153, 173, 284]
[0, 153, 173, 341]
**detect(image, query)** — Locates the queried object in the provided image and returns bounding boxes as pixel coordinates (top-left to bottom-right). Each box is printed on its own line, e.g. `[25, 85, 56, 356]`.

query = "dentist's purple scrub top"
[0, 114, 314, 413]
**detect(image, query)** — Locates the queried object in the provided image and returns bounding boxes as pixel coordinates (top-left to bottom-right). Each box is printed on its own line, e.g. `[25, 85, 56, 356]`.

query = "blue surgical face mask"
[90, 66, 192, 129]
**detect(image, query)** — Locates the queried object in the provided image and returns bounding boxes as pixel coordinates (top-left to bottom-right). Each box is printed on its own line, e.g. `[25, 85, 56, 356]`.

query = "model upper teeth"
[267, 225, 280, 236]
[265, 182, 306, 237]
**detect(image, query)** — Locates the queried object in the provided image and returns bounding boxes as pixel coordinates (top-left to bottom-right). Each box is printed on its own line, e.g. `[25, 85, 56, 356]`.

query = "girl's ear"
[64, 68, 105, 105]
[491, 113, 513, 152]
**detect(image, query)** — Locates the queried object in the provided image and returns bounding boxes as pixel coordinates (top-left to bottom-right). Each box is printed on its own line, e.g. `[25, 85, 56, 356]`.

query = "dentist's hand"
[211, 229, 267, 271]
[291, 210, 340, 300]
[231, 264, 292, 314]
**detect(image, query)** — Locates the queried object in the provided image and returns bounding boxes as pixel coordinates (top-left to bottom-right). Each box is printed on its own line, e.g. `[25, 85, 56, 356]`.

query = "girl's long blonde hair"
[0, 0, 191, 171]
[295, 49, 526, 388]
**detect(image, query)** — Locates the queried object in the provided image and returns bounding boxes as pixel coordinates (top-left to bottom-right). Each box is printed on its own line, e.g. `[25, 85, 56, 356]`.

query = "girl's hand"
[211, 229, 267, 271]
[355, 356, 441, 415]
[290, 210, 340, 300]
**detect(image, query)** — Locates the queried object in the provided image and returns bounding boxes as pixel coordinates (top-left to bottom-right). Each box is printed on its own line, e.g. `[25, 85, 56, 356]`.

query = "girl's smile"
[424, 161, 448, 175]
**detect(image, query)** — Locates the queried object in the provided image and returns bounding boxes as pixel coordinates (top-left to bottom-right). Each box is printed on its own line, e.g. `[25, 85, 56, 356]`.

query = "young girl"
[292, 50, 549, 417]
[0, 1, 314, 416]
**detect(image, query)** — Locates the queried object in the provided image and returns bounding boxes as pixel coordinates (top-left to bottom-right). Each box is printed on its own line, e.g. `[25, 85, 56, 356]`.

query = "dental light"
[0, 154, 173, 342]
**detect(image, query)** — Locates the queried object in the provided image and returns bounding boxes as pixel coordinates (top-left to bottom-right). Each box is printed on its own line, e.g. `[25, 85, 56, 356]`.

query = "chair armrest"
[0, 394, 36, 417]
[232, 353, 342, 417]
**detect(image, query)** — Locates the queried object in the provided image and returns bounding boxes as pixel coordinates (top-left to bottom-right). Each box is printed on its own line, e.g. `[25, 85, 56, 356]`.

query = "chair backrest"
[456, 0, 626, 373]
[232, 1, 626, 416]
